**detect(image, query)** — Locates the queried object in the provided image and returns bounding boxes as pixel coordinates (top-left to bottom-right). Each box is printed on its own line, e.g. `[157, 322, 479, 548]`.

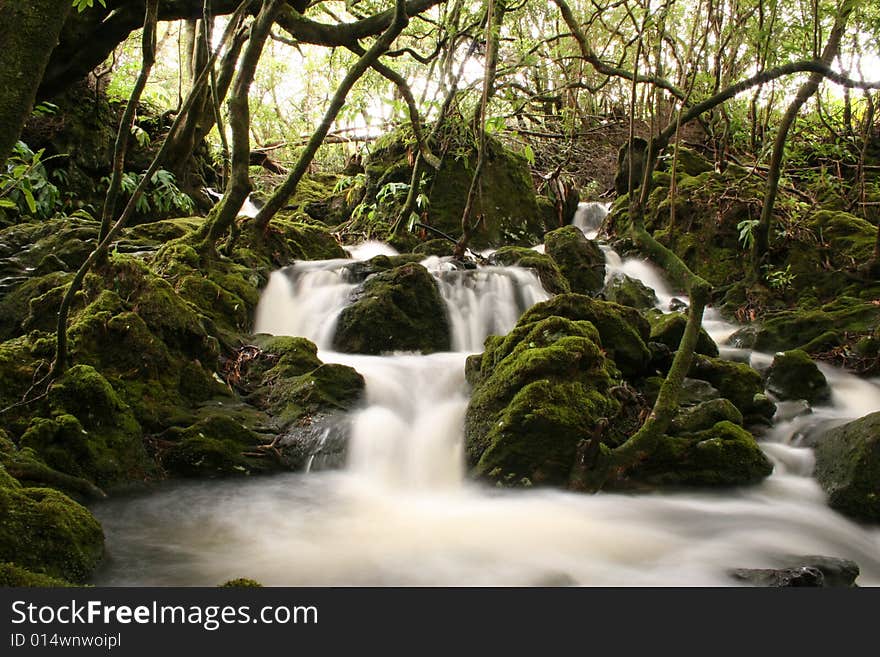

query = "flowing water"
[91, 204, 880, 586]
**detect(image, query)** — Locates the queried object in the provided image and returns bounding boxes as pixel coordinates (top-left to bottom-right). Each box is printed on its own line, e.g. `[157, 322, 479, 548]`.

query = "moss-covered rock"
[263, 364, 365, 428]
[624, 421, 773, 487]
[544, 226, 605, 295]
[813, 412, 880, 522]
[18, 366, 154, 489]
[603, 274, 658, 309]
[413, 239, 455, 257]
[334, 263, 450, 354]
[754, 298, 880, 353]
[465, 314, 620, 486]
[0, 562, 75, 587]
[0, 271, 72, 340]
[489, 246, 569, 295]
[669, 398, 743, 435]
[219, 577, 263, 587]
[364, 129, 546, 248]
[0, 465, 104, 582]
[645, 310, 719, 357]
[764, 350, 830, 405]
[517, 294, 651, 378]
[160, 415, 277, 478]
[689, 355, 775, 424]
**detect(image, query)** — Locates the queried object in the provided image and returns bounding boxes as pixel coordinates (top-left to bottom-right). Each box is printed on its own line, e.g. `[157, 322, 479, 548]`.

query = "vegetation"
[0, 0, 878, 585]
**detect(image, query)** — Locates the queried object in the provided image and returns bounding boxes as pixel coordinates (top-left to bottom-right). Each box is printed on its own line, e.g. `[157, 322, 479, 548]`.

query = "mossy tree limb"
[751, 0, 853, 277]
[253, 0, 410, 231]
[0, 0, 71, 166]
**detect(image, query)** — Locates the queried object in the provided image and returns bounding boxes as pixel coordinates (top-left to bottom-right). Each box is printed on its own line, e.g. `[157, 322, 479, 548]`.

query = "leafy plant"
[0, 142, 62, 218]
[72, 0, 106, 12]
[102, 169, 195, 215]
[737, 219, 759, 249]
[762, 264, 795, 291]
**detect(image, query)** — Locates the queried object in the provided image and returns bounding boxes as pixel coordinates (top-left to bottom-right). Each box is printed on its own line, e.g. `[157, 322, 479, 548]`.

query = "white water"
[91, 203, 880, 587]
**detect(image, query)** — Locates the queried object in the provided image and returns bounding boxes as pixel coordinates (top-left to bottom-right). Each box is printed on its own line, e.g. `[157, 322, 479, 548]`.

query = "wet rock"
[489, 246, 570, 295]
[465, 313, 620, 486]
[670, 398, 743, 435]
[668, 298, 688, 312]
[413, 239, 455, 258]
[0, 464, 104, 583]
[679, 378, 721, 406]
[764, 349, 831, 405]
[773, 399, 812, 423]
[644, 310, 719, 358]
[334, 263, 451, 355]
[623, 421, 773, 487]
[518, 294, 652, 379]
[813, 411, 880, 522]
[544, 226, 605, 295]
[603, 273, 658, 309]
[730, 555, 859, 587]
[689, 355, 776, 425]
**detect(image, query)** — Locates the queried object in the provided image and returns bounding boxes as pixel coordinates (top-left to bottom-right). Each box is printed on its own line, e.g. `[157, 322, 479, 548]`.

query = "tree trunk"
[200, 0, 283, 248]
[751, 0, 853, 275]
[0, 0, 71, 165]
[253, 0, 410, 231]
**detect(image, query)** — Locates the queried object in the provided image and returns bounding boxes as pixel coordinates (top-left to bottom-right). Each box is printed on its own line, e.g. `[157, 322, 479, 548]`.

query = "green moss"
[755, 298, 880, 353]
[334, 263, 451, 354]
[0, 562, 75, 587]
[490, 246, 570, 295]
[644, 310, 719, 357]
[765, 349, 830, 405]
[161, 415, 277, 478]
[813, 411, 880, 521]
[669, 398, 743, 435]
[625, 421, 773, 486]
[544, 226, 605, 295]
[465, 313, 619, 486]
[413, 239, 455, 257]
[689, 355, 775, 424]
[518, 294, 651, 378]
[219, 578, 263, 587]
[0, 271, 72, 340]
[265, 364, 364, 427]
[0, 466, 104, 582]
[603, 274, 658, 309]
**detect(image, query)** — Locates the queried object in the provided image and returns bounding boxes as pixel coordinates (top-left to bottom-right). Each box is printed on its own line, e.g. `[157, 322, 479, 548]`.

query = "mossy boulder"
[544, 226, 605, 295]
[0, 271, 72, 340]
[754, 298, 880, 353]
[624, 421, 773, 487]
[364, 129, 546, 248]
[813, 411, 880, 522]
[334, 263, 451, 354]
[764, 350, 831, 405]
[465, 314, 620, 486]
[160, 415, 276, 478]
[0, 465, 104, 582]
[413, 239, 455, 257]
[669, 398, 743, 435]
[645, 310, 719, 357]
[603, 274, 658, 309]
[0, 562, 74, 587]
[263, 363, 365, 428]
[517, 294, 651, 379]
[489, 246, 570, 294]
[689, 355, 776, 424]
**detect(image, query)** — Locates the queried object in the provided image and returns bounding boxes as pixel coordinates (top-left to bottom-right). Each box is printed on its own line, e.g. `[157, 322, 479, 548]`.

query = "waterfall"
[91, 207, 880, 587]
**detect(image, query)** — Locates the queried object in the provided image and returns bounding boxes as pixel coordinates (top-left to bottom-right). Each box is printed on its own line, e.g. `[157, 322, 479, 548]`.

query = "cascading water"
[90, 202, 880, 586]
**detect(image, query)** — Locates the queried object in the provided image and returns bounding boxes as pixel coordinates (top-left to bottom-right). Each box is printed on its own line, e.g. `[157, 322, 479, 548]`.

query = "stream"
[90, 203, 880, 586]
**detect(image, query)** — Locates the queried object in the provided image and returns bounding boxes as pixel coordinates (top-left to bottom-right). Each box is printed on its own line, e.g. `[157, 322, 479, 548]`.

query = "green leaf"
[22, 187, 37, 214]
[0, 199, 17, 210]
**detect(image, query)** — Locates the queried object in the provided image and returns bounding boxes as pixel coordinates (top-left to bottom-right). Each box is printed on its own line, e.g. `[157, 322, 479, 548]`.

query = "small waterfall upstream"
[91, 203, 880, 586]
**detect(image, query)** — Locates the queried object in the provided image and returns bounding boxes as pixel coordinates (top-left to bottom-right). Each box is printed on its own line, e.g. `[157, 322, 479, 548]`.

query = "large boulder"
[489, 246, 570, 295]
[465, 314, 620, 486]
[689, 355, 776, 425]
[603, 274, 657, 309]
[334, 263, 451, 354]
[644, 310, 719, 357]
[517, 294, 652, 379]
[623, 421, 773, 487]
[363, 129, 546, 248]
[544, 226, 605, 295]
[813, 412, 880, 522]
[764, 350, 831, 405]
[0, 464, 104, 582]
